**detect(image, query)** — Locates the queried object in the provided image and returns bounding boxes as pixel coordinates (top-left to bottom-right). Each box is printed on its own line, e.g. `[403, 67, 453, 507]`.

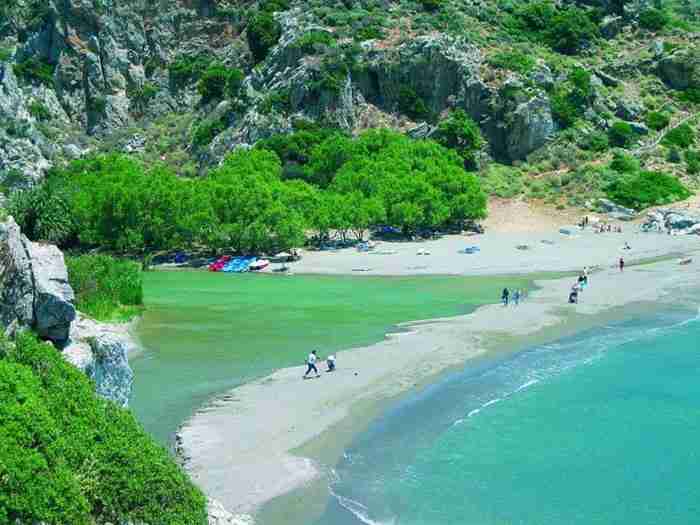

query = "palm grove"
[11, 121, 487, 255]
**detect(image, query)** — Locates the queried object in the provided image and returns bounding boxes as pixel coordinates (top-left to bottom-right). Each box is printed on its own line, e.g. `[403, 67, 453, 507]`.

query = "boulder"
[28, 242, 76, 343]
[597, 198, 637, 220]
[0, 217, 75, 343]
[600, 16, 624, 39]
[666, 212, 699, 230]
[658, 46, 700, 90]
[207, 498, 254, 525]
[504, 94, 556, 160]
[63, 314, 136, 407]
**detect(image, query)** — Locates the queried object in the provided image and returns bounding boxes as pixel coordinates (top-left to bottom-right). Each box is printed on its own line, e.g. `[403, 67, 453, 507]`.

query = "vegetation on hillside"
[66, 255, 144, 321]
[0, 332, 207, 524]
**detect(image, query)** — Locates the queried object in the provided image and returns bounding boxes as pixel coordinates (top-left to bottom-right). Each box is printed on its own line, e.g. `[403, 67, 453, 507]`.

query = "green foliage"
[259, 88, 291, 115]
[13, 57, 55, 85]
[169, 55, 211, 85]
[488, 49, 536, 74]
[87, 95, 107, 113]
[645, 111, 670, 130]
[192, 117, 228, 148]
[420, 0, 444, 12]
[480, 164, 525, 198]
[582, 130, 610, 152]
[639, 8, 670, 30]
[66, 255, 143, 321]
[505, 1, 598, 55]
[0, 46, 13, 62]
[398, 86, 430, 120]
[0, 332, 207, 524]
[609, 152, 640, 173]
[686, 150, 700, 175]
[550, 67, 593, 127]
[197, 63, 244, 102]
[434, 109, 484, 168]
[291, 31, 336, 54]
[248, 12, 281, 63]
[608, 121, 638, 148]
[28, 100, 51, 121]
[663, 123, 696, 148]
[678, 88, 700, 104]
[605, 170, 691, 210]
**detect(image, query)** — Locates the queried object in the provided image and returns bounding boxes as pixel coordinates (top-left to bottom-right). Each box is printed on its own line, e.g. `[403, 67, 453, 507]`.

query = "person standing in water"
[502, 288, 510, 306]
[513, 289, 521, 306]
[303, 350, 320, 379]
[619, 257, 625, 272]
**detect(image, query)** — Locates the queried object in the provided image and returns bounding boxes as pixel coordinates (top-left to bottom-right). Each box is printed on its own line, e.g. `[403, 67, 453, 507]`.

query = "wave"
[329, 486, 396, 525]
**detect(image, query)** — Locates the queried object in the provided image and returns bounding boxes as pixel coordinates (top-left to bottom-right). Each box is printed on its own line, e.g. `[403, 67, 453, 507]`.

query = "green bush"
[0, 332, 207, 524]
[582, 131, 609, 152]
[608, 121, 638, 148]
[609, 152, 640, 173]
[197, 64, 244, 102]
[420, 0, 443, 12]
[434, 109, 483, 168]
[291, 31, 335, 54]
[678, 88, 700, 104]
[639, 8, 670, 31]
[13, 57, 55, 85]
[398, 86, 430, 120]
[488, 49, 536, 74]
[663, 123, 696, 149]
[686, 150, 700, 175]
[248, 12, 282, 63]
[66, 255, 143, 321]
[169, 55, 211, 85]
[550, 67, 593, 127]
[28, 100, 51, 121]
[192, 117, 227, 148]
[605, 170, 691, 210]
[645, 111, 670, 131]
[480, 164, 525, 198]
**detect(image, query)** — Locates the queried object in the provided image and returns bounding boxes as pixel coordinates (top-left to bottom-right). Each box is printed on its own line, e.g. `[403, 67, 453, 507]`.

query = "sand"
[178, 229, 700, 521]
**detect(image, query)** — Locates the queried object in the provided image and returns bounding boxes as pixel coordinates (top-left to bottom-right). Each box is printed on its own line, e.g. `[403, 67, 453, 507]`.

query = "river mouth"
[130, 271, 537, 444]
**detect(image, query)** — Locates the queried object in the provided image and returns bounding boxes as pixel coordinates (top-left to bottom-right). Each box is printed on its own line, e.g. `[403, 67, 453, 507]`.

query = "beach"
[177, 228, 700, 522]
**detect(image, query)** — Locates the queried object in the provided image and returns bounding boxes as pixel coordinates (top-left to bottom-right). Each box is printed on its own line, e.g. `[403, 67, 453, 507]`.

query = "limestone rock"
[597, 198, 637, 220]
[0, 218, 35, 331]
[505, 94, 556, 161]
[658, 46, 700, 90]
[207, 498, 254, 525]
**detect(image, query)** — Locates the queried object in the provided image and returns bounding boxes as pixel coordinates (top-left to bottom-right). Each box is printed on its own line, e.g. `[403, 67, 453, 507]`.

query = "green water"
[131, 272, 533, 443]
[316, 306, 700, 525]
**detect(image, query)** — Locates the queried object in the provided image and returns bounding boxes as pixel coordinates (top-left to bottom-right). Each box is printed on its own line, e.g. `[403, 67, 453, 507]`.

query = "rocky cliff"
[0, 215, 134, 406]
[1, 0, 697, 188]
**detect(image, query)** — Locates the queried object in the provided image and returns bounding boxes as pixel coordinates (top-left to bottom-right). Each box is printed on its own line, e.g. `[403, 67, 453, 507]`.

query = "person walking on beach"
[513, 289, 521, 306]
[304, 350, 320, 379]
[619, 257, 625, 272]
[502, 288, 510, 306]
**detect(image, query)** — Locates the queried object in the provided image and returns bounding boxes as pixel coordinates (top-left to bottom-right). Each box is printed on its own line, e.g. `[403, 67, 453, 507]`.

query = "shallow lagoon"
[131, 271, 533, 443]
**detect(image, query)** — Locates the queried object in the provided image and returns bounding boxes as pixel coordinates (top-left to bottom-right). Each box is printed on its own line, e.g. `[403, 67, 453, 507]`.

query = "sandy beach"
[178, 228, 700, 522]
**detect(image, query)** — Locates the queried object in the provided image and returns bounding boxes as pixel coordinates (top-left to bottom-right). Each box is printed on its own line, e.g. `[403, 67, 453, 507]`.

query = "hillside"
[0, 0, 698, 206]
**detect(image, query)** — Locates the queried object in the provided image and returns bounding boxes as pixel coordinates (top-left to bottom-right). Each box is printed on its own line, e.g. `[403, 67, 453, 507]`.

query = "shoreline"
[177, 234, 700, 522]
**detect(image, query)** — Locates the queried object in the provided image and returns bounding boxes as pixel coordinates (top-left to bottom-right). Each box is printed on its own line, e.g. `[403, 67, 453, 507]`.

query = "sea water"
[315, 303, 700, 525]
[130, 272, 534, 443]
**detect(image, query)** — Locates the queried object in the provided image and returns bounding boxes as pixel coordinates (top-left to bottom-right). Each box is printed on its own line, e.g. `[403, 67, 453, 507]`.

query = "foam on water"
[317, 303, 700, 525]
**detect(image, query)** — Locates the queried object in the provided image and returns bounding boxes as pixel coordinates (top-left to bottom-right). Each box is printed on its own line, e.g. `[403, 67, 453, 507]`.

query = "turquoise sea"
[314, 302, 700, 525]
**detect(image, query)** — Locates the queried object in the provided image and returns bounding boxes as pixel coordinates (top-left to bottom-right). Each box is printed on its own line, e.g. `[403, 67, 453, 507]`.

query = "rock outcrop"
[642, 209, 700, 233]
[0, 216, 135, 405]
[658, 46, 700, 90]
[0, 217, 75, 343]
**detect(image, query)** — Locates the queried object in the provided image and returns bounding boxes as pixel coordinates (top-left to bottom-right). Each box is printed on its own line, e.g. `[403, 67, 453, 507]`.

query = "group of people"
[303, 350, 336, 379]
[579, 216, 625, 234]
[501, 287, 524, 306]
[569, 267, 590, 304]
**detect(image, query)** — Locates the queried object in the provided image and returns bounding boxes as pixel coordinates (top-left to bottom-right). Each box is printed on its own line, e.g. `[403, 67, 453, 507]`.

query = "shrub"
[609, 152, 640, 173]
[480, 164, 525, 198]
[248, 12, 281, 63]
[420, 0, 443, 11]
[13, 57, 55, 85]
[546, 7, 599, 54]
[663, 123, 696, 149]
[192, 117, 227, 148]
[550, 68, 592, 127]
[488, 49, 536, 74]
[66, 255, 143, 321]
[686, 150, 700, 175]
[608, 121, 637, 148]
[678, 88, 700, 104]
[398, 86, 430, 120]
[582, 131, 609, 152]
[605, 170, 691, 210]
[291, 31, 335, 54]
[169, 55, 210, 85]
[28, 100, 51, 121]
[0, 332, 207, 524]
[197, 64, 244, 102]
[645, 111, 670, 131]
[639, 8, 670, 31]
[434, 109, 483, 168]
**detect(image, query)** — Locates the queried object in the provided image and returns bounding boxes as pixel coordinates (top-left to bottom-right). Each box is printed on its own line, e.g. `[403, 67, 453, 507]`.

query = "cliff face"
[0, 0, 697, 184]
[0, 216, 134, 406]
